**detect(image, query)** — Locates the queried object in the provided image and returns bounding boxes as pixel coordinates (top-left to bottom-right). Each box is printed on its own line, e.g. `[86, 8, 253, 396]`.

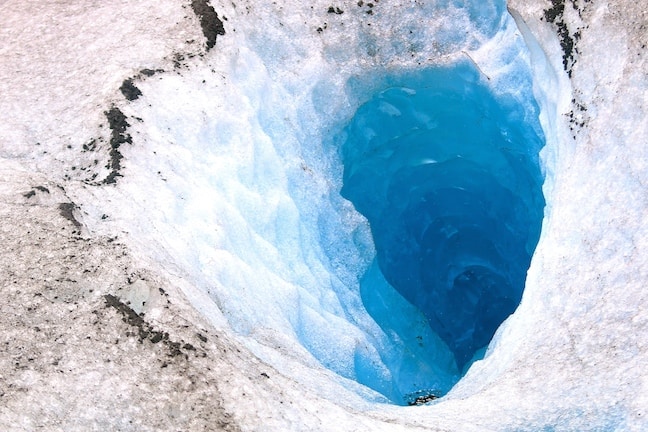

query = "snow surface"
[0, 0, 647, 430]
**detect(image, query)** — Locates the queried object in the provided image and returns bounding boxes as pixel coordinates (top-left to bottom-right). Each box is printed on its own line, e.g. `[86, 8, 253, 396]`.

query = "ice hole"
[337, 61, 545, 403]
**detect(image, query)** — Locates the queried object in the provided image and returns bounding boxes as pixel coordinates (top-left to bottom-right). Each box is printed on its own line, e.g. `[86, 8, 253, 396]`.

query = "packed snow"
[0, 0, 646, 430]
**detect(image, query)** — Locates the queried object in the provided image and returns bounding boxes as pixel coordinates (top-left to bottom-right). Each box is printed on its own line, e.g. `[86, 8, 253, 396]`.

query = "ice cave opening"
[335, 60, 546, 404]
[122, 1, 556, 409]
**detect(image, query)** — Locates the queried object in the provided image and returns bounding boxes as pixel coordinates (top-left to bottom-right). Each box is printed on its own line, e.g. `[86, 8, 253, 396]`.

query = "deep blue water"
[340, 61, 545, 403]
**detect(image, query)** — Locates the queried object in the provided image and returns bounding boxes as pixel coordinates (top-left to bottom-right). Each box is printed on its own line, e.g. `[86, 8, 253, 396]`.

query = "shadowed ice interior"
[334, 61, 545, 404]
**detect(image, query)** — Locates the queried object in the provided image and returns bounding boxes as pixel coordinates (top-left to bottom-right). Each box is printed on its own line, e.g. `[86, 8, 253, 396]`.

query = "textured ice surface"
[1, 0, 647, 430]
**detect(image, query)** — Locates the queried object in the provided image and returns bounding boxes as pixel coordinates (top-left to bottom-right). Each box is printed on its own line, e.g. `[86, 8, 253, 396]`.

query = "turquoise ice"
[337, 61, 545, 403]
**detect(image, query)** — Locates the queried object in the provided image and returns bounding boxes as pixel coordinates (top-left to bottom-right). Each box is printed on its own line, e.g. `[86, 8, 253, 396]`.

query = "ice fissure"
[337, 62, 545, 402]
[65, 0, 552, 410]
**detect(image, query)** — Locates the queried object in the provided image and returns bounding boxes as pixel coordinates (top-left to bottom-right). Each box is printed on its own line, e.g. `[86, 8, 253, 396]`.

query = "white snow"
[1, 0, 646, 430]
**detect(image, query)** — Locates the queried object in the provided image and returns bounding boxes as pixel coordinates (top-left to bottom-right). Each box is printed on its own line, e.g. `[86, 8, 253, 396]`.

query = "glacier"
[0, 0, 646, 431]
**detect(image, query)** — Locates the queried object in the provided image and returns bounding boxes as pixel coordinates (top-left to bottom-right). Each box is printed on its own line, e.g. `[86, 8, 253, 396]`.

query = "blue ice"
[339, 61, 545, 403]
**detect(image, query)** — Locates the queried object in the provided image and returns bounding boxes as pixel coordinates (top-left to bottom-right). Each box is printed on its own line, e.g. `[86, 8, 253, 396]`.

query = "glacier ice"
[3, 0, 647, 429]
[87, 0, 554, 407]
[72, 0, 551, 407]
[339, 60, 545, 402]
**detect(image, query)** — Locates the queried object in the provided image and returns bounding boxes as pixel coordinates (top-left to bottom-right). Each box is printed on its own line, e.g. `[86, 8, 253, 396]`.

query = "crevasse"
[337, 61, 545, 403]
